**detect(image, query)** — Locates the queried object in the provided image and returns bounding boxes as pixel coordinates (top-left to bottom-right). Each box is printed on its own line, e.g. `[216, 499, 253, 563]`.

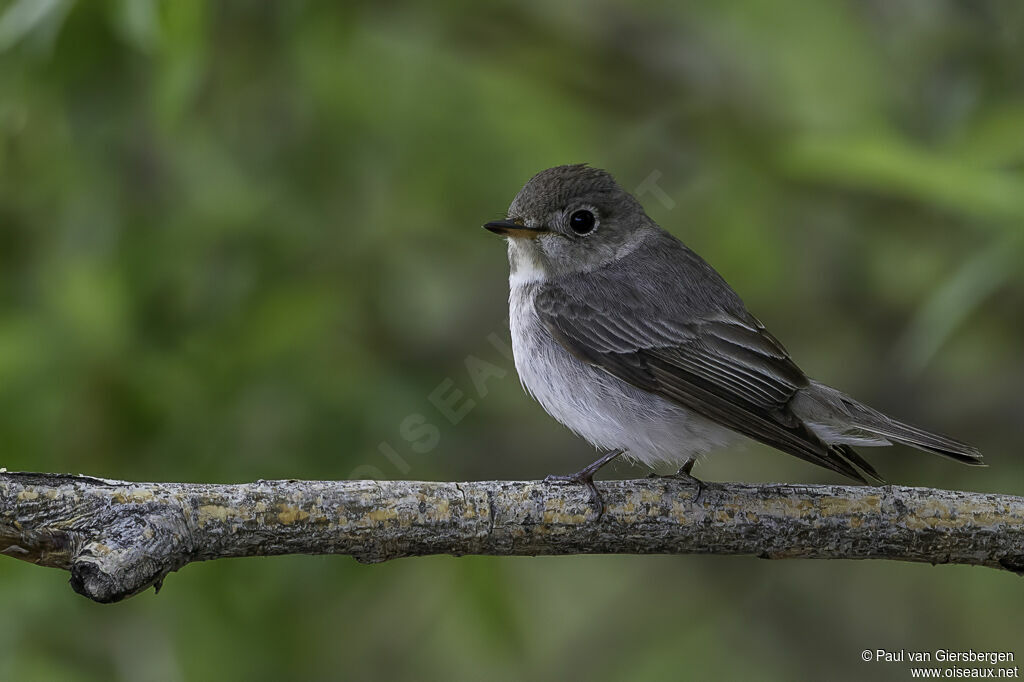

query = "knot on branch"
[68, 503, 195, 603]
[0, 473, 195, 603]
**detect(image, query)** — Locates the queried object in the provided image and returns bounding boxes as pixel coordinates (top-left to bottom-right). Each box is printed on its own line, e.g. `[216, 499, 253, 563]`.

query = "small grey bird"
[484, 164, 982, 510]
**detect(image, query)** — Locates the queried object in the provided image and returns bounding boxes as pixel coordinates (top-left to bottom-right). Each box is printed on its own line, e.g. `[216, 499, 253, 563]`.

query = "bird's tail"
[792, 381, 984, 466]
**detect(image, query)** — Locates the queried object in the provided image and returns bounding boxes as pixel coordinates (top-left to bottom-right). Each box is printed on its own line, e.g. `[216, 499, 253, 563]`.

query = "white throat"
[507, 239, 548, 287]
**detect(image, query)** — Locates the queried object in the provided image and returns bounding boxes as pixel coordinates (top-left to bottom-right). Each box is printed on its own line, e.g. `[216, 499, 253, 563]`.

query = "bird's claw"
[671, 470, 705, 504]
[543, 450, 622, 520]
[544, 472, 604, 519]
[647, 461, 705, 503]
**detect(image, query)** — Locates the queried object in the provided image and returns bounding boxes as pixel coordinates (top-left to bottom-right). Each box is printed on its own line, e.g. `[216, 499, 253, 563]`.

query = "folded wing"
[535, 280, 881, 482]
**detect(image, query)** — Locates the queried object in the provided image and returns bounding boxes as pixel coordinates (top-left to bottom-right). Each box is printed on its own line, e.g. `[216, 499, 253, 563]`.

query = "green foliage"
[0, 1, 1021, 679]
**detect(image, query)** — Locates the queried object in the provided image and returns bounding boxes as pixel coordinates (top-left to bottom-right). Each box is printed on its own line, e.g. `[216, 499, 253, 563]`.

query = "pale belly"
[509, 284, 735, 468]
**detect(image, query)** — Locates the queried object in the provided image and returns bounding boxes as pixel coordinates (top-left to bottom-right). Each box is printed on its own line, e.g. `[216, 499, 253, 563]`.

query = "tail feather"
[851, 418, 983, 466]
[793, 381, 983, 469]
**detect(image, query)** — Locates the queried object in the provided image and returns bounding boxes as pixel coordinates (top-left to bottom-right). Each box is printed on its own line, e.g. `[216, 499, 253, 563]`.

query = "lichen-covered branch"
[1, 471, 1022, 603]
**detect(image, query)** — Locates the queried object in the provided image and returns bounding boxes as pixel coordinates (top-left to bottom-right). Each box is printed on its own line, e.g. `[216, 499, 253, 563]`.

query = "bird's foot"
[544, 450, 622, 520]
[544, 471, 604, 518]
[647, 460, 705, 503]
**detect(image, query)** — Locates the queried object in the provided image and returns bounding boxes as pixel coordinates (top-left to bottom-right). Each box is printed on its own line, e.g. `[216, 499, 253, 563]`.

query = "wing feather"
[535, 276, 878, 483]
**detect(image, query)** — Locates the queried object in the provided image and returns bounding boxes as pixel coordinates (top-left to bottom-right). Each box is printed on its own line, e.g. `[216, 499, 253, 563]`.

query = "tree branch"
[1, 471, 1021, 603]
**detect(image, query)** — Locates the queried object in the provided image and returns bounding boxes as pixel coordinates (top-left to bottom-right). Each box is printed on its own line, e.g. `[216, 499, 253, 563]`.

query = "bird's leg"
[544, 450, 622, 519]
[674, 457, 697, 478]
[671, 458, 705, 502]
[647, 458, 705, 502]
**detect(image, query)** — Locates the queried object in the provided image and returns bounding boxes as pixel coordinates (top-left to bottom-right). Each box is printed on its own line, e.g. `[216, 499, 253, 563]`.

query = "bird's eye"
[568, 209, 596, 235]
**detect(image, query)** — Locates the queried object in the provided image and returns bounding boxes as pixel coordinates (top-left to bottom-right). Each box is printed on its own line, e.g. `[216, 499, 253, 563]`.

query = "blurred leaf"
[782, 134, 1024, 221]
[0, 0, 70, 52]
[946, 101, 1024, 168]
[113, 0, 158, 53]
[897, 232, 1024, 374]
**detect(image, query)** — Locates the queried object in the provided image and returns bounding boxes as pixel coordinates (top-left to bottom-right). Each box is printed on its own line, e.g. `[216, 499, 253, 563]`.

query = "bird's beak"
[483, 219, 548, 239]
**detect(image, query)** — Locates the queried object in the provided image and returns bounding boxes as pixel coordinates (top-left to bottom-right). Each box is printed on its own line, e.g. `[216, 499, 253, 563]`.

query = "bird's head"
[484, 164, 653, 282]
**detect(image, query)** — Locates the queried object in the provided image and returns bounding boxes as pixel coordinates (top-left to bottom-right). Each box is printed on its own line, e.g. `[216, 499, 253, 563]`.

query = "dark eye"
[569, 209, 596, 235]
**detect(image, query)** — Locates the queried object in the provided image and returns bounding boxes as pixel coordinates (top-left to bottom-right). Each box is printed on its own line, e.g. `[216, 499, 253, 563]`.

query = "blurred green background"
[1, 0, 1022, 680]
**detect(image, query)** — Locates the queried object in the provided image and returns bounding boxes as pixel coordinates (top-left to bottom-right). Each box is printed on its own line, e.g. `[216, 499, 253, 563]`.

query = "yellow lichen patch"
[639, 488, 662, 504]
[768, 497, 814, 515]
[197, 504, 236, 525]
[849, 517, 863, 529]
[538, 496, 591, 525]
[893, 499, 1004, 531]
[901, 505, 960, 530]
[903, 515, 942, 530]
[277, 505, 310, 525]
[669, 500, 688, 521]
[542, 509, 589, 525]
[612, 497, 665, 522]
[502, 490, 533, 509]
[431, 499, 451, 519]
[16, 490, 39, 501]
[816, 495, 880, 517]
[366, 507, 399, 523]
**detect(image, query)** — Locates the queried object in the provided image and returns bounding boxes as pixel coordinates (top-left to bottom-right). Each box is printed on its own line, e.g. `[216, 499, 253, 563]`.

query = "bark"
[1, 471, 1021, 603]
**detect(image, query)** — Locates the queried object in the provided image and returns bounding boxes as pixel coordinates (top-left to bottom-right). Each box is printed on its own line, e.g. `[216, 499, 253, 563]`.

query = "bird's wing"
[534, 274, 880, 482]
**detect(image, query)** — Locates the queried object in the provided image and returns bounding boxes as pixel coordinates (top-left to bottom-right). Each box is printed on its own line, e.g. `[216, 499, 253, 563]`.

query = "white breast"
[509, 282, 735, 468]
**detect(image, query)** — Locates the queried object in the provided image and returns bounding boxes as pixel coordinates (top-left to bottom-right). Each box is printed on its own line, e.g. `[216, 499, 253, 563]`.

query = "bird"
[483, 164, 983, 513]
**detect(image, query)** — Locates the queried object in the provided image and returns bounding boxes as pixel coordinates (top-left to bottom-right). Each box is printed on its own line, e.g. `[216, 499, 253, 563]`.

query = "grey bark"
[1, 471, 1021, 603]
